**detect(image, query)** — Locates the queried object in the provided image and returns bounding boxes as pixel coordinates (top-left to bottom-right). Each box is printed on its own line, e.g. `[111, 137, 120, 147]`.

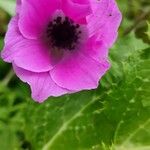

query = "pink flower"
[1, 0, 122, 103]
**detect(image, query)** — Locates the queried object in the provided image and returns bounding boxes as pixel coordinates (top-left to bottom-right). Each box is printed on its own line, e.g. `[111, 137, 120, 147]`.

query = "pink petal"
[87, 0, 122, 47]
[50, 51, 110, 91]
[13, 40, 53, 72]
[16, 0, 21, 13]
[81, 36, 109, 62]
[1, 16, 24, 62]
[18, 0, 61, 39]
[1, 16, 53, 73]
[72, 0, 89, 4]
[62, 0, 91, 24]
[13, 64, 71, 103]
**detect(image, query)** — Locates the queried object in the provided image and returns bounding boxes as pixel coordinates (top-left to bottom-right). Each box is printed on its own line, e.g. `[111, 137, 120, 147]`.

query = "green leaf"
[0, 0, 16, 16]
[145, 21, 150, 40]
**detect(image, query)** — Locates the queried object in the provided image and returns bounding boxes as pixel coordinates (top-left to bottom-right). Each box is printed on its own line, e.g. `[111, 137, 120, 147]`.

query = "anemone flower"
[1, 0, 122, 103]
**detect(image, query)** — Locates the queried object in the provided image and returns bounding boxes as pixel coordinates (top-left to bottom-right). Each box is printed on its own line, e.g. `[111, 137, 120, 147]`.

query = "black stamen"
[46, 16, 81, 50]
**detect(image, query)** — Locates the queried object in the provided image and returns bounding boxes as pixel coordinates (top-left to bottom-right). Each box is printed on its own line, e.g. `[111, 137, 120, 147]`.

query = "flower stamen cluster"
[47, 16, 82, 50]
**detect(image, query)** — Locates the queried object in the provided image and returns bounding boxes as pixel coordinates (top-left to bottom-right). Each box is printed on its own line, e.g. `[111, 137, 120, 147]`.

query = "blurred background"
[0, 0, 150, 150]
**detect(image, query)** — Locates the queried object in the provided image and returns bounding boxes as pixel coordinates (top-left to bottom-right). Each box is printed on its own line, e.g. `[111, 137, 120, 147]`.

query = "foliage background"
[0, 0, 150, 150]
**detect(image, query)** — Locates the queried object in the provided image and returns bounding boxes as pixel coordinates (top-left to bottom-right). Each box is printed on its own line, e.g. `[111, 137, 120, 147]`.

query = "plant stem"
[123, 10, 150, 35]
[2, 69, 14, 86]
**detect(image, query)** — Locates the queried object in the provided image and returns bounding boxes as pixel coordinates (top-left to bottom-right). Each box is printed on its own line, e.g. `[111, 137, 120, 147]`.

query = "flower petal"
[1, 16, 24, 62]
[81, 36, 109, 62]
[72, 0, 89, 4]
[16, 0, 22, 13]
[87, 0, 122, 47]
[18, 0, 61, 39]
[13, 40, 53, 72]
[1, 16, 53, 72]
[62, 0, 91, 23]
[50, 51, 110, 91]
[13, 64, 71, 103]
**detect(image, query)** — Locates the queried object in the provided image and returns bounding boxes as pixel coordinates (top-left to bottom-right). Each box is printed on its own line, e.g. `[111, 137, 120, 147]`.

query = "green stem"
[2, 69, 14, 86]
[123, 10, 150, 35]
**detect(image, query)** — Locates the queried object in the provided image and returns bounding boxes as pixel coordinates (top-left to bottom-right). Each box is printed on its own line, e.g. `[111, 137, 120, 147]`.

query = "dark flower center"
[46, 16, 81, 50]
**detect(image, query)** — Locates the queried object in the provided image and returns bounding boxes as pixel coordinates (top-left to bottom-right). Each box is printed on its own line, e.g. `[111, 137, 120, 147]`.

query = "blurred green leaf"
[0, 0, 15, 16]
[146, 21, 150, 39]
